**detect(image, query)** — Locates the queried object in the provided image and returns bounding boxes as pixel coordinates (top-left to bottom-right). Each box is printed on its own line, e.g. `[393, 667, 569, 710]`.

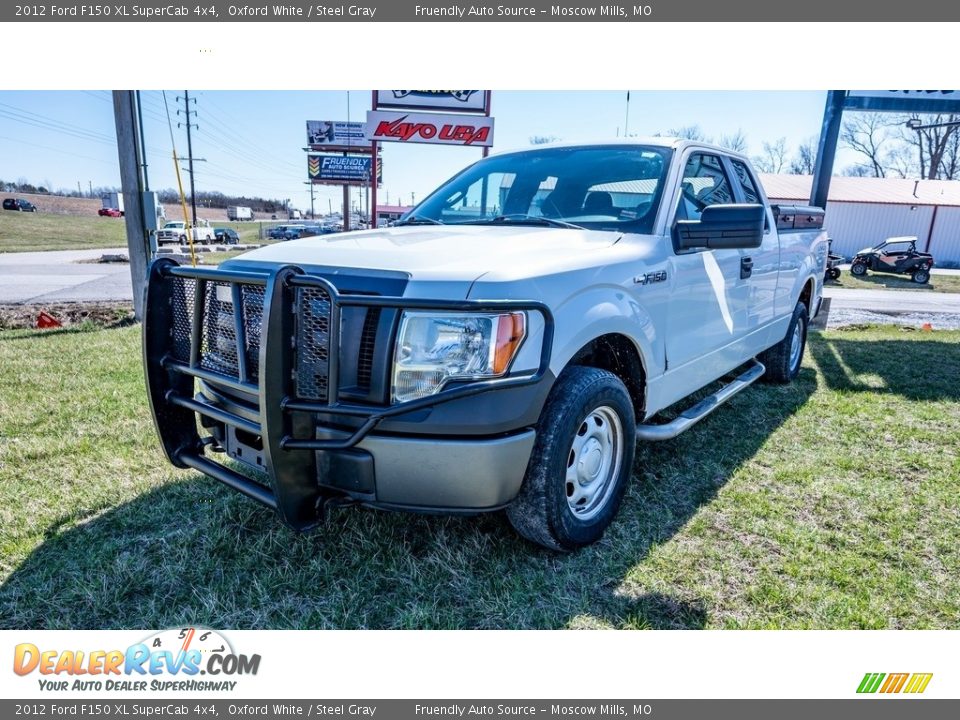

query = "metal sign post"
[371, 91, 378, 228]
[810, 90, 960, 208]
[367, 90, 494, 227]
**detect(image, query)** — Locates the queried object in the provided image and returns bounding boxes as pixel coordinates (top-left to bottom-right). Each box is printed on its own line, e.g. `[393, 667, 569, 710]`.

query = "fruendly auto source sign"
[365, 110, 494, 147]
[308, 155, 382, 185]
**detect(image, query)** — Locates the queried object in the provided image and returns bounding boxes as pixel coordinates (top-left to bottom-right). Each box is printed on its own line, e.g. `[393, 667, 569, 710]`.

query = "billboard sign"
[845, 90, 960, 113]
[374, 90, 488, 113]
[308, 155, 381, 186]
[365, 110, 494, 147]
[306, 120, 373, 151]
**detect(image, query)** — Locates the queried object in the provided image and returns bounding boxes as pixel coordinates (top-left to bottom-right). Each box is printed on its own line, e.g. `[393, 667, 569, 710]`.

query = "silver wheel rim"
[565, 405, 624, 521]
[789, 320, 804, 371]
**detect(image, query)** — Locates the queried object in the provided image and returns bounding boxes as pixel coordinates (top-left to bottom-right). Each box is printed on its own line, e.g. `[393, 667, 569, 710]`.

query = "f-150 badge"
[634, 270, 667, 285]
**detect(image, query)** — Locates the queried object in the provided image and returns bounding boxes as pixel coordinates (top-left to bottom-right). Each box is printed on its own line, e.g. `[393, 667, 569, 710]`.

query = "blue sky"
[0, 90, 841, 214]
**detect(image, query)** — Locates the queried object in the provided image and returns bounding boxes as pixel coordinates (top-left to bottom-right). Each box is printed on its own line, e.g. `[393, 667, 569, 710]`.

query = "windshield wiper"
[466, 214, 586, 230]
[395, 216, 445, 226]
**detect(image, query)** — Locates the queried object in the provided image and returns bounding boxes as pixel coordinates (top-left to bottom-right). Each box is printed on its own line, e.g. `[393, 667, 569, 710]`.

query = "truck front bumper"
[143, 259, 552, 529]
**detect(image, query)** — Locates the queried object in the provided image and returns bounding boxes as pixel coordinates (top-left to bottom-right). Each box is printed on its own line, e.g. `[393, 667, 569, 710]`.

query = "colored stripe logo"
[857, 672, 933, 694]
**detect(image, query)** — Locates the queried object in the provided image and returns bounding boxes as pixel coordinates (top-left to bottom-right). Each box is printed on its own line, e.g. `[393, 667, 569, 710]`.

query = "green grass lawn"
[0, 212, 127, 252]
[0, 213, 266, 253]
[828, 269, 960, 294]
[0, 324, 958, 629]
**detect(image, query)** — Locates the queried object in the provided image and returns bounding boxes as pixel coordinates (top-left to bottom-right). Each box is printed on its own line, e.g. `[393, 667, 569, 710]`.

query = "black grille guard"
[143, 258, 554, 530]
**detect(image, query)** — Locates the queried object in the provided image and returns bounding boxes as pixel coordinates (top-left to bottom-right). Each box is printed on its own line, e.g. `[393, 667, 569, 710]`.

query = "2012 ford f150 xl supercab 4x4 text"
[144, 139, 827, 550]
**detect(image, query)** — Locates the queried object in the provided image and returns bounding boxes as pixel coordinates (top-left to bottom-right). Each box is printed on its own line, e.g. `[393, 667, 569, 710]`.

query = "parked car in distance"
[268, 224, 305, 240]
[214, 227, 240, 244]
[284, 224, 338, 240]
[3, 198, 37, 212]
[850, 236, 934, 284]
[98, 207, 123, 217]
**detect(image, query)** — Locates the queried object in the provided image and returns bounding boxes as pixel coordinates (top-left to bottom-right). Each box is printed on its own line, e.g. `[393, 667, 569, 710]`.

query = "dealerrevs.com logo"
[13, 628, 261, 692]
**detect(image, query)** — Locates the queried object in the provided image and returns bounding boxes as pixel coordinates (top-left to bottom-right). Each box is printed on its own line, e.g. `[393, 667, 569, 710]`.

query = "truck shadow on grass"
[0, 372, 818, 631]
[808, 332, 960, 401]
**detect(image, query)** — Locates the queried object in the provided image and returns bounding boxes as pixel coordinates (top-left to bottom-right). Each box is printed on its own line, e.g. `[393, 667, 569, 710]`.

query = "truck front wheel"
[507, 366, 636, 551]
[759, 301, 808, 384]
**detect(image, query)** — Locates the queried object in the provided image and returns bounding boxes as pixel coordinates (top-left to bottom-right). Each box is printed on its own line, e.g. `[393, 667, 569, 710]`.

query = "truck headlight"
[391, 311, 526, 403]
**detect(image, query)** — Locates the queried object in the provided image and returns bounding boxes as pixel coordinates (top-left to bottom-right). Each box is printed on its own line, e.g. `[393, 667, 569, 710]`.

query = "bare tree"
[884, 143, 917, 179]
[941, 127, 960, 180]
[789, 137, 818, 174]
[668, 125, 711, 142]
[841, 165, 873, 177]
[719, 129, 748, 153]
[529, 135, 560, 145]
[841, 112, 897, 178]
[899, 113, 960, 180]
[753, 137, 788, 173]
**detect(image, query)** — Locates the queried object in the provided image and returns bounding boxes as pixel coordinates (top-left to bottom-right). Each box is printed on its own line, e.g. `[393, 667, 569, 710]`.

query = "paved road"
[0, 248, 132, 304]
[823, 286, 960, 313]
[2, 248, 960, 321]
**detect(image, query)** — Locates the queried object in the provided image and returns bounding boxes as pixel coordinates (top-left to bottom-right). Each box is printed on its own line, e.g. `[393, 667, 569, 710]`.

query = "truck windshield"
[405, 145, 672, 234]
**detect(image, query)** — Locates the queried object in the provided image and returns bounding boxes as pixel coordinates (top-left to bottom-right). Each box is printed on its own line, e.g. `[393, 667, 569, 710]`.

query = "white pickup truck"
[144, 139, 827, 550]
[156, 219, 216, 245]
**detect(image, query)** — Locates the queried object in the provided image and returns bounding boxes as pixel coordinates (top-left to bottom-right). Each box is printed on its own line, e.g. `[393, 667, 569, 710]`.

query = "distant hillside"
[0, 192, 268, 222]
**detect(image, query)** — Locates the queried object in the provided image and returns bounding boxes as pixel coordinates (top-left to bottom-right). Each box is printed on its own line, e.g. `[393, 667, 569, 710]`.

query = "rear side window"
[731, 159, 761, 203]
[677, 153, 735, 221]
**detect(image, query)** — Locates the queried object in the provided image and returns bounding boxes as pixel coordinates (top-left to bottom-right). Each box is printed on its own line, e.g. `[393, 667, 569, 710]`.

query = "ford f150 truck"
[144, 139, 827, 550]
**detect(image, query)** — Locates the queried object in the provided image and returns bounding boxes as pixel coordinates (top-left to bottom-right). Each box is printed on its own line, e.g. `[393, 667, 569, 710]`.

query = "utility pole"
[624, 90, 631, 138]
[177, 91, 199, 225]
[135, 90, 150, 190]
[77, 181, 82, 196]
[88, 180, 93, 197]
[111, 91, 150, 321]
[304, 182, 315, 219]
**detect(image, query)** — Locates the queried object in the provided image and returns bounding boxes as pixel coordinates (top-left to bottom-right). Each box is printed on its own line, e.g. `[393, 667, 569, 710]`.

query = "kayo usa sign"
[365, 110, 494, 147]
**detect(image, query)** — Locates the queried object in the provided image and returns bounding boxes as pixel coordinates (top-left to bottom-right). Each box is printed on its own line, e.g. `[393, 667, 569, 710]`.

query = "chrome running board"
[636, 361, 766, 441]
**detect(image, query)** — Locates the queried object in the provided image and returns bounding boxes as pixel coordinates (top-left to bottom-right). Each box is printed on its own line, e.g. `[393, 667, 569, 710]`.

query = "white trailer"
[101, 192, 124, 214]
[227, 206, 253, 221]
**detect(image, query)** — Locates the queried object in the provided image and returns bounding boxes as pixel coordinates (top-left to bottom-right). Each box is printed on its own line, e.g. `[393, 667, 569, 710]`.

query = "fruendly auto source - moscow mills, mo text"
[414, 5, 652, 17]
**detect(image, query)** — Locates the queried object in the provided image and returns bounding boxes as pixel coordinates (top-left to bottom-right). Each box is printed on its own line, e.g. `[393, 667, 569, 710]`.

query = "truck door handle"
[740, 257, 753, 279]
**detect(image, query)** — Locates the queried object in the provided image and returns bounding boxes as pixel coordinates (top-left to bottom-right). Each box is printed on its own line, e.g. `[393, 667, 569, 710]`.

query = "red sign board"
[365, 110, 494, 147]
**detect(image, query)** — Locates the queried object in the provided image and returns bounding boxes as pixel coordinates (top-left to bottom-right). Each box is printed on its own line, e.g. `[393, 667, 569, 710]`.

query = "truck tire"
[850, 261, 867, 276]
[912, 269, 930, 284]
[507, 366, 636, 551]
[759, 301, 808, 385]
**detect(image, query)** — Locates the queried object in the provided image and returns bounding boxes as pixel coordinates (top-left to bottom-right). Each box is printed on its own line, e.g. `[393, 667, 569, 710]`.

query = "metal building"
[760, 174, 960, 266]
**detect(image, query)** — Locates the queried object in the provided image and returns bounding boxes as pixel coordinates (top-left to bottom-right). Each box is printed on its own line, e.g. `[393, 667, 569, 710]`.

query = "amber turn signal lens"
[493, 312, 526, 375]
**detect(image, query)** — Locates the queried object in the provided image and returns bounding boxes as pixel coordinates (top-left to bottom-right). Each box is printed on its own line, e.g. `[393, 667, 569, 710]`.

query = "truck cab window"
[677, 153, 735, 221]
[731, 159, 761, 203]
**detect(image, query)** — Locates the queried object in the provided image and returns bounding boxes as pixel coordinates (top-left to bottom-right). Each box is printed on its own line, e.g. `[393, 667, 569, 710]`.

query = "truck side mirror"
[673, 203, 765, 250]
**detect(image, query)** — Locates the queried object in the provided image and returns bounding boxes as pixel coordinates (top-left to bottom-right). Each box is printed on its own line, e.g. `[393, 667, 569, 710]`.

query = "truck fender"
[547, 286, 659, 383]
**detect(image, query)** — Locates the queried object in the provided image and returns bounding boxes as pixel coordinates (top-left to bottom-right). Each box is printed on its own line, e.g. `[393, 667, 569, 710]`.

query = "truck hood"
[231, 225, 623, 283]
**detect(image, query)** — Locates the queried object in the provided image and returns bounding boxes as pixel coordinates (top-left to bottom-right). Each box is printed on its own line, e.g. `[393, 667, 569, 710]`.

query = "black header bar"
[3, 1, 957, 22]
